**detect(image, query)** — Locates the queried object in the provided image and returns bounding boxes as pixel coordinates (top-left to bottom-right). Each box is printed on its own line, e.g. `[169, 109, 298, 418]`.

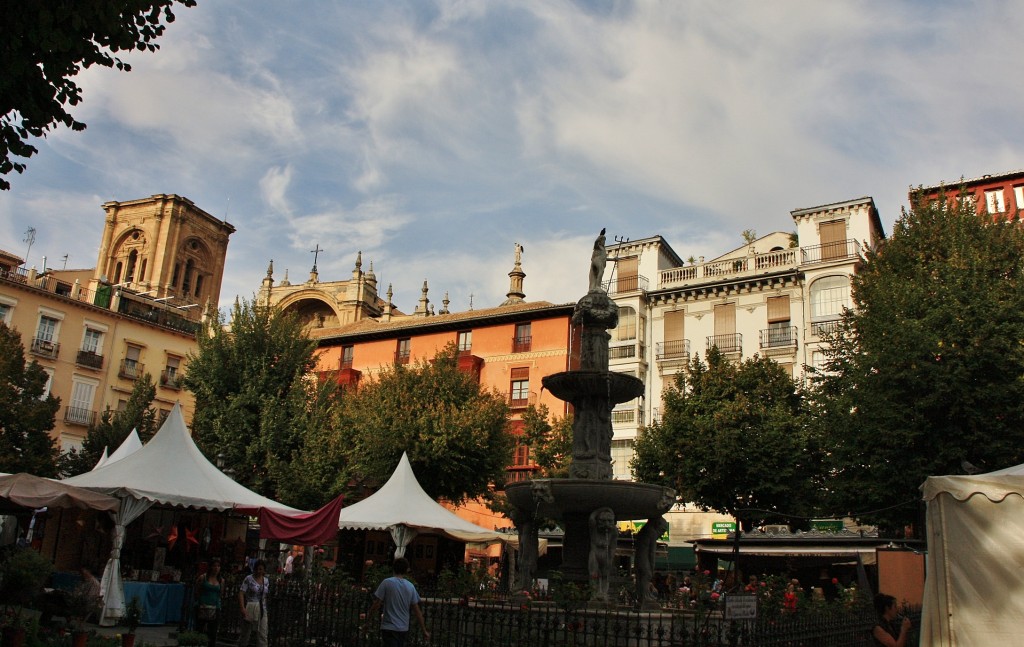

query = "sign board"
[711, 521, 736, 537]
[618, 520, 670, 542]
[811, 519, 845, 532]
[725, 594, 757, 620]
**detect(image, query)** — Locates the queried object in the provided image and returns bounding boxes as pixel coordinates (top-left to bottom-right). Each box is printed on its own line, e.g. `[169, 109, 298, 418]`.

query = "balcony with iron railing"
[64, 405, 96, 427]
[30, 337, 60, 360]
[811, 319, 842, 337]
[706, 333, 742, 354]
[655, 339, 690, 362]
[801, 239, 861, 265]
[394, 350, 411, 365]
[759, 326, 798, 349]
[508, 391, 537, 410]
[512, 335, 532, 353]
[611, 407, 644, 427]
[601, 274, 650, 294]
[76, 349, 104, 370]
[160, 369, 182, 389]
[609, 341, 644, 361]
[119, 359, 145, 380]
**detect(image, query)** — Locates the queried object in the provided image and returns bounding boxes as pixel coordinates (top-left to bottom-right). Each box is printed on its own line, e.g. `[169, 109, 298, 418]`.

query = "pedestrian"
[194, 558, 222, 647]
[238, 560, 269, 647]
[365, 558, 430, 647]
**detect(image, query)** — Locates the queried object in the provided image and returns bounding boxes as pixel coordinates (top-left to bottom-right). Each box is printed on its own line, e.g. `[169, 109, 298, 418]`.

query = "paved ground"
[88, 622, 180, 646]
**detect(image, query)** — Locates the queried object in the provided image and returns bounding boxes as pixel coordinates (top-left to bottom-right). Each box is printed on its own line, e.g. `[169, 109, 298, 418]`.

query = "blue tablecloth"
[123, 582, 186, 625]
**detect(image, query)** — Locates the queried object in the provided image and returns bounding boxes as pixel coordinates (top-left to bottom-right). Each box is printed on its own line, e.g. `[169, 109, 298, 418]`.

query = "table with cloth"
[122, 582, 186, 625]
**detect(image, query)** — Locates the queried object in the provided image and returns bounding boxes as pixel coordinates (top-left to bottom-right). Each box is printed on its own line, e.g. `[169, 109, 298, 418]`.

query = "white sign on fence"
[725, 594, 757, 620]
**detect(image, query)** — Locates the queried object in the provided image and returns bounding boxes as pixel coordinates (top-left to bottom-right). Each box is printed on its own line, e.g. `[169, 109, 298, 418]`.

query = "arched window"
[182, 259, 194, 293]
[125, 250, 138, 282]
[114, 262, 123, 285]
[809, 275, 850, 321]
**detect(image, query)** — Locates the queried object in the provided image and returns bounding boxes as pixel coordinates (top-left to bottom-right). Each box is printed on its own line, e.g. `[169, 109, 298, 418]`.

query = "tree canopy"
[811, 192, 1024, 534]
[305, 343, 514, 506]
[0, 323, 60, 476]
[520, 404, 572, 479]
[183, 298, 323, 504]
[0, 1, 195, 189]
[632, 347, 818, 528]
[60, 374, 158, 476]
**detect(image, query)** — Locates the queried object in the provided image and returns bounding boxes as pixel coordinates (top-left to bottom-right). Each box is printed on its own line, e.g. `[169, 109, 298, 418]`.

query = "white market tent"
[921, 463, 1024, 646]
[338, 452, 500, 558]
[64, 403, 301, 625]
[92, 429, 143, 470]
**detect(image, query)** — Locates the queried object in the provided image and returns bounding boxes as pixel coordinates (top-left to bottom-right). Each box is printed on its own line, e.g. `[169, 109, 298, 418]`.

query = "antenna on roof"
[62, 254, 69, 270]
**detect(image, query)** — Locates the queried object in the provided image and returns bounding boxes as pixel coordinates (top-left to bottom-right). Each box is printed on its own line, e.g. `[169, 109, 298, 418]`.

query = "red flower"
[831, 578, 839, 585]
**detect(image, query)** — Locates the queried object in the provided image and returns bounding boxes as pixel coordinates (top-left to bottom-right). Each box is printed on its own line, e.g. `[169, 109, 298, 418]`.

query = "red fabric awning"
[259, 494, 344, 545]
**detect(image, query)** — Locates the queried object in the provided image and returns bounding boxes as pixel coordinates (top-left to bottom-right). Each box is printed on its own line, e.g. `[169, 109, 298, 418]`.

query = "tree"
[183, 298, 323, 502]
[811, 192, 1024, 534]
[60, 374, 158, 476]
[0, 1, 196, 190]
[319, 343, 514, 506]
[521, 404, 572, 478]
[632, 347, 818, 528]
[0, 323, 59, 476]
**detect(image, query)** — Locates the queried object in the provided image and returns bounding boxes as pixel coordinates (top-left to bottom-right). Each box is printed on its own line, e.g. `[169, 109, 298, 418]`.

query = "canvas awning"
[0, 473, 120, 512]
[697, 544, 878, 565]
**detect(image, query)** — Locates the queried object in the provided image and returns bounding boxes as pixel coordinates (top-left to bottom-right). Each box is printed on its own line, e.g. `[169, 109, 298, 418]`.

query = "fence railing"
[206, 577, 916, 647]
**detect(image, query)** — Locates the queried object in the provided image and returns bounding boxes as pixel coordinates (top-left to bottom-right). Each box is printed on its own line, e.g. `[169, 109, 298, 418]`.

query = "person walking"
[365, 558, 430, 647]
[194, 558, 222, 647]
[238, 560, 269, 647]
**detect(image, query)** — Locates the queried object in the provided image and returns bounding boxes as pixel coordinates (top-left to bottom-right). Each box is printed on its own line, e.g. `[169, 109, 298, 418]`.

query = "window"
[125, 250, 138, 282]
[396, 338, 411, 364]
[457, 331, 472, 353]
[341, 345, 354, 368]
[763, 295, 795, 347]
[121, 344, 143, 379]
[82, 328, 103, 354]
[163, 355, 182, 388]
[611, 439, 634, 480]
[810, 276, 850, 321]
[510, 367, 529, 407]
[513, 444, 530, 467]
[1015, 186, 1024, 211]
[985, 189, 1006, 214]
[40, 368, 53, 399]
[513, 322, 532, 353]
[0, 302, 11, 325]
[67, 379, 97, 425]
[36, 315, 58, 343]
[616, 257, 639, 292]
[616, 307, 637, 341]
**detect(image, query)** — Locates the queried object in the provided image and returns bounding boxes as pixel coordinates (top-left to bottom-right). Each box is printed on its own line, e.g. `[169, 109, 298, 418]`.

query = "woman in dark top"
[194, 558, 223, 646]
[872, 593, 911, 647]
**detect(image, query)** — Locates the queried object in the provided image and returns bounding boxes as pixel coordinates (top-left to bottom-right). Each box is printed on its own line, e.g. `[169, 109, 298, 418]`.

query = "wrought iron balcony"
[30, 337, 60, 359]
[512, 335, 532, 353]
[759, 326, 798, 349]
[76, 350, 104, 369]
[508, 391, 537, 409]
[811, 319, 842, 336]
[655, 339, 690, 361]
[801, 239, 861, 265]
[160, 369, 182, 389]
[64, 406, 96, 427]
[119, 359, 145, 380]
[609, 342, 640, 360]
[602, 274, 649, 294]
[706, 333, 742, 354]
[394, 351, 410, 365]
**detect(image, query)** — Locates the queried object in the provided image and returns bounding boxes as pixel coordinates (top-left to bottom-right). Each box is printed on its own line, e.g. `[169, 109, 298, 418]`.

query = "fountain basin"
[505, 479, 676, 522]
[542, 371, 644, 406]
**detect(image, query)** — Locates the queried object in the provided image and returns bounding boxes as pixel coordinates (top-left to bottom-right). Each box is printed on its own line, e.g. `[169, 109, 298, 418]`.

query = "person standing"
[365, 558, 429, 647]
[194, 558, 222, 647]
[238, 560, 269, 647]
[872, 593, 912, 647]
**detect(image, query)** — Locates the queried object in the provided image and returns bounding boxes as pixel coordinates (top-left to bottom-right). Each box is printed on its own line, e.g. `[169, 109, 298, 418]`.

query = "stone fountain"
[506, 230, 676, 609]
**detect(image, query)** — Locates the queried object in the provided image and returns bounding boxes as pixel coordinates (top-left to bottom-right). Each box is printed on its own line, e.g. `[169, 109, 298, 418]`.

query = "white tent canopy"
[338, 452, 500, 558]
[921, 463, 1024, 646]
[64, 403, 300, 625]
[94, 429, 144, 470]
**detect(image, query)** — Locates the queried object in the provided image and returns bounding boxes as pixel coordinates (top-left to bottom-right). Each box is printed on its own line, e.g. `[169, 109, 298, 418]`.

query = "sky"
[3, 1, 1024, 313]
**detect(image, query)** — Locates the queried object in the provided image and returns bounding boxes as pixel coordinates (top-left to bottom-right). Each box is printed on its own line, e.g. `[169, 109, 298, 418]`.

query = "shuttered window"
[617, 257, 639, 292]
[714, 303, 736, 336]
[820, 220, 846, 260]
[766, 295, 791, 323]
[664, 310, 685, 342]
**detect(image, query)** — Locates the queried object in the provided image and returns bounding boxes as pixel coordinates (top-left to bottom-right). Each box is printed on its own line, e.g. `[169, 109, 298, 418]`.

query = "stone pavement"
[87, 622, 179, 646]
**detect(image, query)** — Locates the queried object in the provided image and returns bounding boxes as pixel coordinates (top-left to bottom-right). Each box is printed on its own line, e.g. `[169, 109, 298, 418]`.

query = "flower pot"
[1, 626, 26, 647]
[122, 633, 136, 647]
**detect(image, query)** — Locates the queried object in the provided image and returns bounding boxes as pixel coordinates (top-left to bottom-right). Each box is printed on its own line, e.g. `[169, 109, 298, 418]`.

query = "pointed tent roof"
[338, 452, 499, 542]
[64, 403, 300, 514]
[105, 429, 143, 466]
[92, 447, 110, 471]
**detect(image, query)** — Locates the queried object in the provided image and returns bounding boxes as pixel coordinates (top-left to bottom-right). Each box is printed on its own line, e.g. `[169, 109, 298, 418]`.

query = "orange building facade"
[916, 169, 1024, 220]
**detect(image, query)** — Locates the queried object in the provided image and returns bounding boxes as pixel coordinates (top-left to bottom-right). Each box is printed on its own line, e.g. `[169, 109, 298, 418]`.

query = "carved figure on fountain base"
[588, 507, 617, 605]
[635, 516, 670, 611]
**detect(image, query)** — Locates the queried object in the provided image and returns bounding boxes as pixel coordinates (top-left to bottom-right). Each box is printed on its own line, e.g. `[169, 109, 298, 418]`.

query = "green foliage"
[0, 1, 196, 189]
[60, 375, 158, 476]
[319, 342, 513, 505]
[183, 298, 328, 506]
[810, 191, 1024, 534]
[548, 571, 591, 612]
[0, 547, 53, 609]
[122, 596, 142, 633]
[632, 347, 818, 526]
[0, 324, 59, 476]
[520, 404, 572, 478]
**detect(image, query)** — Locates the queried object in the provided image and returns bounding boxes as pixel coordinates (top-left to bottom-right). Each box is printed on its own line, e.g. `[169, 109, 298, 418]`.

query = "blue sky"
[3, 1, 1024, 312]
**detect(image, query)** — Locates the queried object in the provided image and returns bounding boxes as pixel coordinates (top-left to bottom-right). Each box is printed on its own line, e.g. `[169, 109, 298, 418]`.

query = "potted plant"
[0, 548, 53, 647]
[175, 630, 209, 646]
[120, 597, 142, 647]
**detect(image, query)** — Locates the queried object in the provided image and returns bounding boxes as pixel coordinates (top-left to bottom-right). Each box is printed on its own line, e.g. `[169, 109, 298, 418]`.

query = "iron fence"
[211, 576, 919, 647]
